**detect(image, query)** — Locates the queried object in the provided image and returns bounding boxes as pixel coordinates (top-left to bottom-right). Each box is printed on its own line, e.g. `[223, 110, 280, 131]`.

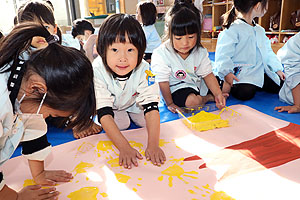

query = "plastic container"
[177, 104, 240, 132]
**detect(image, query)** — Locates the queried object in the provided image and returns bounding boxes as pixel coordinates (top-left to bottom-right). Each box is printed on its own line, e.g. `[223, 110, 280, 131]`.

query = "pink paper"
[1, 105, 300, 200]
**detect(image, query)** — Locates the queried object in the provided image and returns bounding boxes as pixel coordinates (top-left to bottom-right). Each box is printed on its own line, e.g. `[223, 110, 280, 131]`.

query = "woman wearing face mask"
[0, 22, 96, 199]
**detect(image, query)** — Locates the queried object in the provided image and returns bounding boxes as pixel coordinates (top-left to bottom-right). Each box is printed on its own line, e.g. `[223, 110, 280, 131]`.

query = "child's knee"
[185, 94, 201, 107]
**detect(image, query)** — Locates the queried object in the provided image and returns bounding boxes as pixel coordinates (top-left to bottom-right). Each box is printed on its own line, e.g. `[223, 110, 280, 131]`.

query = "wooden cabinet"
[201, 0, 300, 53]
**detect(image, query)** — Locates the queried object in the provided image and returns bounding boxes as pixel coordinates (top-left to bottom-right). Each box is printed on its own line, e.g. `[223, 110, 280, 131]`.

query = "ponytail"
[0, 22, 53, 108]
[222, 7, 236, 29]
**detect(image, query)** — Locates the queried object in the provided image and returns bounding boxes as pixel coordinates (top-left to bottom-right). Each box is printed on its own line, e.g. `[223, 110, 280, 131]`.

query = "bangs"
[171, 9, 200, 36]
[19, 1, 55, 26]
[106, 17, 142, 49]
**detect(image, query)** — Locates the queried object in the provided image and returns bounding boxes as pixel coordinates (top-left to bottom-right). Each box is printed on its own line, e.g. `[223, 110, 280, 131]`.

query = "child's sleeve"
[277, 33, 300, 69]
[151, 48, 171, 82]
[215, 29, 239, 79]
[136, 64, 160, 110]
[264, 34, 283, 72]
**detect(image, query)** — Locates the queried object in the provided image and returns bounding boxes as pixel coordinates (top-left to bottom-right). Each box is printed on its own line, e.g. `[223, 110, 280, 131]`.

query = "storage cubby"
[201, 0, 300, 53]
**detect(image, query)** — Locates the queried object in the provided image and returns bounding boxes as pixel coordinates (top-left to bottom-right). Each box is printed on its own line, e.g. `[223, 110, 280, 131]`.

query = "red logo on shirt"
[175, 70, 187, 80]
[132, 92, 137, 97]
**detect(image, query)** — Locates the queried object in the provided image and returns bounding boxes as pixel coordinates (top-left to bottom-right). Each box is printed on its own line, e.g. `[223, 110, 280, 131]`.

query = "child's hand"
[275, 105, 300, 113]
[167, 103, 181, 113]
[276, 70, 285, 81]
[34, 170, 73, 185]
[17, 185, 59, 200]
[145, 146, 166, 166]
[225, 73, 239, 86]
[215, 93, 227, 110]
[119, 147, 143, 169]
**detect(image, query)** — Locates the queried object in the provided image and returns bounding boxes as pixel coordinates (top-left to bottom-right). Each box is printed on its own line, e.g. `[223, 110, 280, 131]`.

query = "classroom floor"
[11, 52, 300, 158]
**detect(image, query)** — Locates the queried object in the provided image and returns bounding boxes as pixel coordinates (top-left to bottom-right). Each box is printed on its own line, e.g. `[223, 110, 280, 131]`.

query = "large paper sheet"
[2, 105, 300, 200]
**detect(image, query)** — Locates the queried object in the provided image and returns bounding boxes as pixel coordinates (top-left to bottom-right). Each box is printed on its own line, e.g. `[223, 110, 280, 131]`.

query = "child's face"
[106, 35, 138, 76]
[172, 33, 197, 59]
[253, 1, 268, 18]
[76, 30, 93, 46]
[31, 22, 57, 49]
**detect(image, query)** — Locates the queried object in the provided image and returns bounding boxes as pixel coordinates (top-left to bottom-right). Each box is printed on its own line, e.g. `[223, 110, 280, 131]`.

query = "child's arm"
[0, 184, 58, 200]
[100, 115, 143, 169]
[203, 73, 227, 109]
[28, 160, 73, 185]
[275, 84, 300, 113]
[159, 81, 181, 113]
[144, 110, 166, 166]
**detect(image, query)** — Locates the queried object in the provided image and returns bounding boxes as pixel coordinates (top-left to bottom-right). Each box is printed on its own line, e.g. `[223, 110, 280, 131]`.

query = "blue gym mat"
[11, 52, 300, 158]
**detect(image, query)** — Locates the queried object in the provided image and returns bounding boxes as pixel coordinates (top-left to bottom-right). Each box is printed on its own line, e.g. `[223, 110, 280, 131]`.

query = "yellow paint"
[161, 164, 198, 187]
[67, 187, 99, 200]
[73, 162, 94, 175]
[159, 139, 169, 147]
[100, 193, 108, 197]
[137, 184, 142, 186]
[77, 142, 94, 153]
[76, 180, 79, 183]
[23, 179, 36, 187]
[144, 162, 147, 165]
[188, 189, 196, 194]
[86, 177, 89, 181]
[115, 173, 131, 183]
[97, 140, 115, 153]
[138, 178, 142, 180]
[97, 153, 101, 157]
[132, 188, 137, 192]
[210, 191, 235, 200]
[169, 158, 184, 162]
[129, 141, 143, 149]
[183, 110, 230, 131]
[158, 176, 163, 181]
[107, 157, 120, 167]
[203, 184, 212, 190]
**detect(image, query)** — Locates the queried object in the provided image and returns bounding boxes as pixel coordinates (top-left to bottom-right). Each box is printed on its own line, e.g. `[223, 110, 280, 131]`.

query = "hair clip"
[46, 34, 59, 44]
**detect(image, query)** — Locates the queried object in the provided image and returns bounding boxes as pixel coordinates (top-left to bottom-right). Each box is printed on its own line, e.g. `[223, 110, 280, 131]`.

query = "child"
[71, 19, 95, 47]
[17, 0, 102, 138]
[0, 22, 96, 199]
[151, 2, 226, 113]
[136, 1, 161, 63]
[214, 0, 285, 101]
[275, 32, 300, 113]
[94, 14, 165, 169]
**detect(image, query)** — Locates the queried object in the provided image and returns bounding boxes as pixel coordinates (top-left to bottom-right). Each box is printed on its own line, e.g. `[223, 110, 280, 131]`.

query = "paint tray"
[177, 103, 241, 132]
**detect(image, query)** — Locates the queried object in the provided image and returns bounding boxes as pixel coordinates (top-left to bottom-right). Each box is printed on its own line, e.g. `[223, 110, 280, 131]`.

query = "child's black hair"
[17, 0, 55, 27]
[97, 14, 146, 74]
[0, 22, 96, 131]
[164, 2, 202, 50]
[137, 1, 157, 26]
[222, 0, 268, 29]
[71, 19, 95, 38]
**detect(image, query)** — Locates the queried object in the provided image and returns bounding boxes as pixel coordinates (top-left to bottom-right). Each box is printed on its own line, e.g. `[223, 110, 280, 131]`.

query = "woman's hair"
[71, 19, 95, 38]
[222, 0, 268, 29]
[137, 1, 157, 26]
[97, 14, 146, 74]
[164, 2, 202, 50]
[0, 31, 3, 41]
[0, 22, 96, 131]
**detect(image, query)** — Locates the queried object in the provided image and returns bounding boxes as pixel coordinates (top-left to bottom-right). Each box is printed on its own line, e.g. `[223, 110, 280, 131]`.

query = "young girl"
[94, 14, 165, 169]
[151, 2, 226, 113]
[214, 0, 285, 101]
[17, 0, 102, 138]
[0, 22, 96, 199]
[136, 1, 161, 63]
[275, 32, 300, 113]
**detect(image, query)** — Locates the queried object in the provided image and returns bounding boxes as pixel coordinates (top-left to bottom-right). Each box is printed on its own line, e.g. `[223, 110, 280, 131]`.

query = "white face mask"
[15, 93, 48, 141]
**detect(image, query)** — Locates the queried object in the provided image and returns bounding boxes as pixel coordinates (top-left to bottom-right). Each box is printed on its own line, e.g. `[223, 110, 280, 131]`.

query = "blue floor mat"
[11, 52, 300, 158]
